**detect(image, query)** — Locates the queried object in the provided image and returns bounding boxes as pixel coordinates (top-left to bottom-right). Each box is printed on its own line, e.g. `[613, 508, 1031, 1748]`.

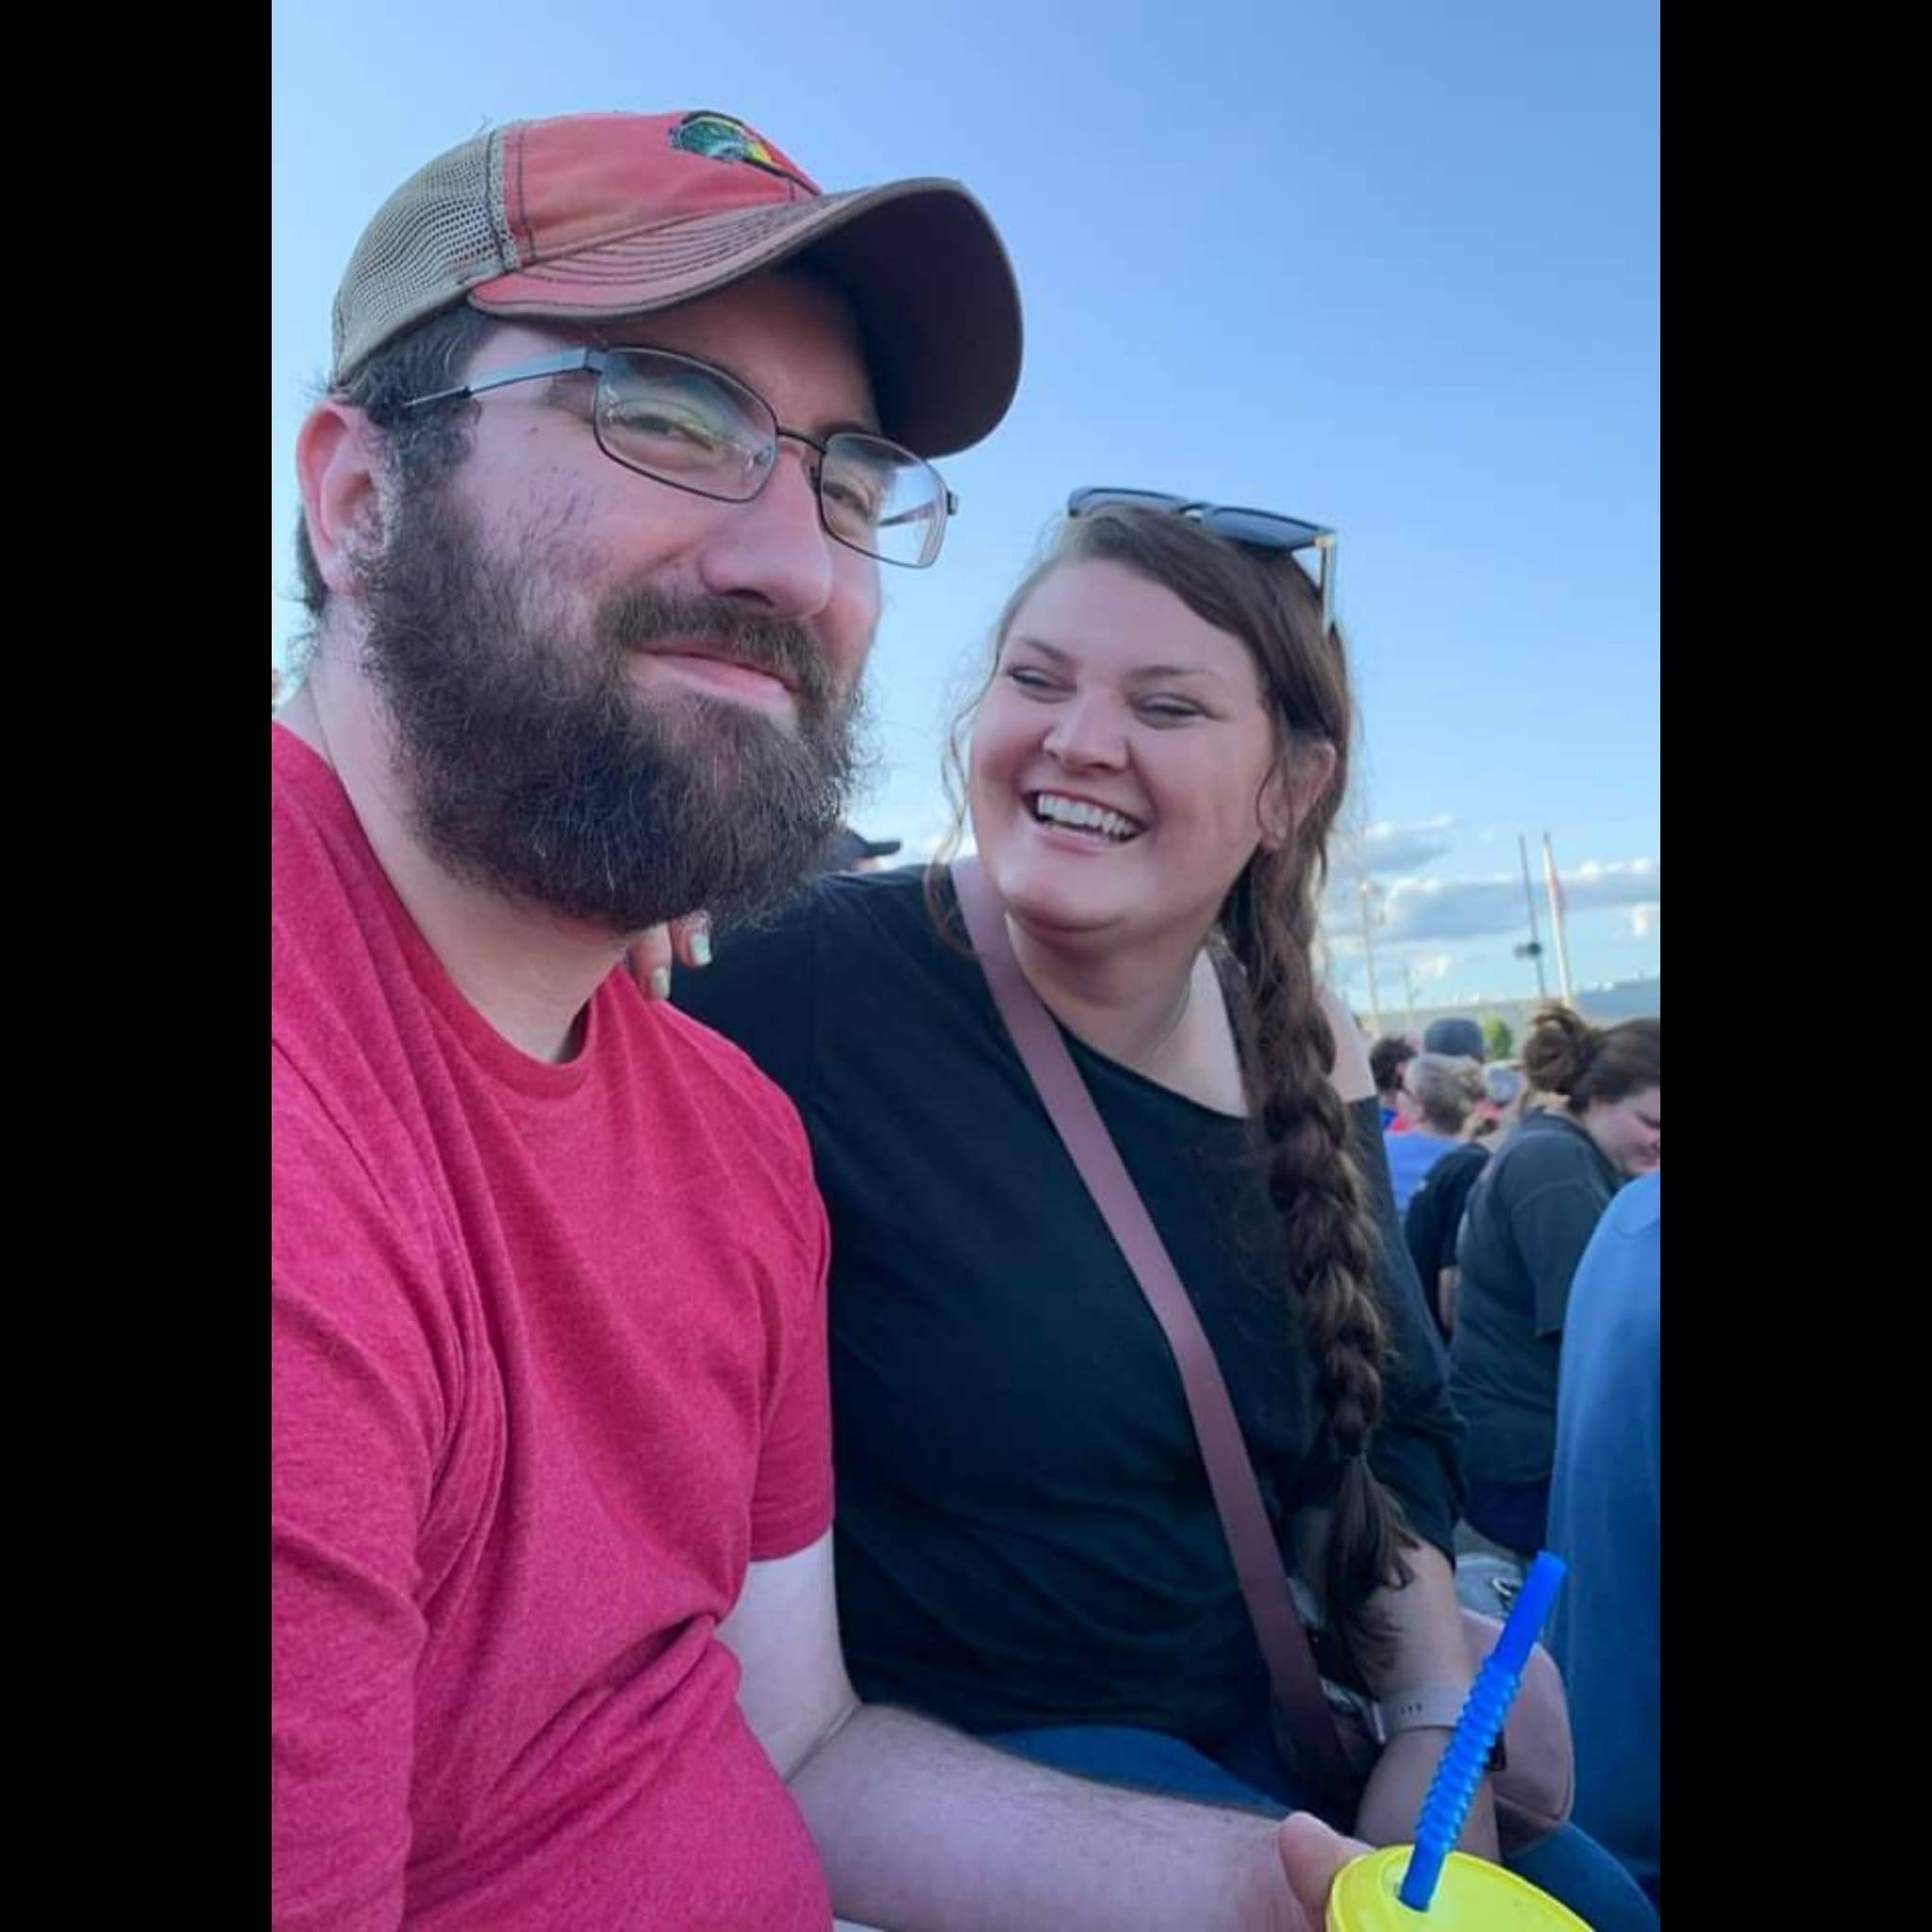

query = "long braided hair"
[931, 505, 1418, 1674]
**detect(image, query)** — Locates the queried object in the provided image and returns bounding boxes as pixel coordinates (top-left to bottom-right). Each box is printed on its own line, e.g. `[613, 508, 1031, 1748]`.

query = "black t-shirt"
[1404, 1144, 1490, 1341]
[1448, 1108, 1620, 1485]
[675, 867, 1465, 1745]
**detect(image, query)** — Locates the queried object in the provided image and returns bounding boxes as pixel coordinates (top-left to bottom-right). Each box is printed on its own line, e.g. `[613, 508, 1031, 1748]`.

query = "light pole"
[1357, 877, 1385, 1038]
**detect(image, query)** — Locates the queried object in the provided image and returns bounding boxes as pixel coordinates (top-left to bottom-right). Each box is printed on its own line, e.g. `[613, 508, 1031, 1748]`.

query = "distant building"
[1375, 976, 1659, 1043]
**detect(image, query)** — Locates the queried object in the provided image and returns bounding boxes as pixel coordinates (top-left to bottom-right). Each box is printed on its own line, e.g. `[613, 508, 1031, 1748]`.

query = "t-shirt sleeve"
[1402, 1174, 1445, 1301]
[747, 1107, 836, 1560]
[672, 890, 825, 1111]
[1347, 1097, 1467, 1559]
[1405, 1148, 1486, 1295]
[1513, 1176, 1612, 1336]
[273, 1067, 442, 1932]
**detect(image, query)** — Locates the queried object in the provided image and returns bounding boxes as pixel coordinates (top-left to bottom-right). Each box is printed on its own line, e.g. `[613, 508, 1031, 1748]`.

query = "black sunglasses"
[1066, 487, 1338, 630]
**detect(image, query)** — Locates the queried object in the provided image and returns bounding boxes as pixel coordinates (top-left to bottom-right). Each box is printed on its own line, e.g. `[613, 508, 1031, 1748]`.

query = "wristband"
[1370, 1686, 1507, 1771]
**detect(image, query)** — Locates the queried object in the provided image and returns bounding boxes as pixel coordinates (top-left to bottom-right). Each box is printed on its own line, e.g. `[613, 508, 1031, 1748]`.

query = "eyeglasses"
[404, 345, 958, 569]
[1066, 487, 1339, 631]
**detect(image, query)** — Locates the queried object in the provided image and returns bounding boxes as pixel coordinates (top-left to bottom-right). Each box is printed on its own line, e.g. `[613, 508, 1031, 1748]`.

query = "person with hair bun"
[674, 500, 1657, 1930]
[1449, 1007, 1660, 1557]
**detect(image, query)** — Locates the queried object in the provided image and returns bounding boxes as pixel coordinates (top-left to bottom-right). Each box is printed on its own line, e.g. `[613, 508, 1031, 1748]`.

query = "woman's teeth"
[1031, 793, 1142, 841]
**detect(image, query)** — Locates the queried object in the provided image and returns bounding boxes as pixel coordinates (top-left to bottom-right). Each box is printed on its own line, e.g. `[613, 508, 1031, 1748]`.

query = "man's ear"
[1257, 739, 1339, 852]
[296, 401, 388, 598]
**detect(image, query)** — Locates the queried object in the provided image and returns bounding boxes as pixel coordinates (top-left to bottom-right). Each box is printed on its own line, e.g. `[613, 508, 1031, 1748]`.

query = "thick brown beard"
[357, 473, 872, 935]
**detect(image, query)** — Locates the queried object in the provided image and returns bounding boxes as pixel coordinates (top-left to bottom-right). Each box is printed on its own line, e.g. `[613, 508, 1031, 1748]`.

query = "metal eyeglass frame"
[1066, 486, 1338, 631]
[402, 345, 958, 569]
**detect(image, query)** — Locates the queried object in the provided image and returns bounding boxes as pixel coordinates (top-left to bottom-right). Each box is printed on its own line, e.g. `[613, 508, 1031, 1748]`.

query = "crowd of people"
[1365, 1005, 1660, 1913]
[272, 108, 1661, 1932]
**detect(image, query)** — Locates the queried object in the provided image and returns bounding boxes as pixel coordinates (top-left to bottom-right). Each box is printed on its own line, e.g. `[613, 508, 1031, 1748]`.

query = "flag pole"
[1516, 836, 1549, 1001]
[1542, 831, 1575, 1008]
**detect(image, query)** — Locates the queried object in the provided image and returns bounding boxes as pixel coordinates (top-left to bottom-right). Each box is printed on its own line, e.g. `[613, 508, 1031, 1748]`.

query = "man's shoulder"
[272, 723, 396, 999]
[596, 990, 827, 1272]
[646, 995, 813, 1141]
[273, 730, 430, 1137]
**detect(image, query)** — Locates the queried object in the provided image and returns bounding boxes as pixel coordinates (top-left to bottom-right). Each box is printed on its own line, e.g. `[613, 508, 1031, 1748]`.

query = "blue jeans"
[984, 1722, 1658, 1932]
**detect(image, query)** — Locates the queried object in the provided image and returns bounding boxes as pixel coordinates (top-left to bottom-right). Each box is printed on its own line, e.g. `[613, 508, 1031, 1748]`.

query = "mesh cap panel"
[331, 129, 515, 386]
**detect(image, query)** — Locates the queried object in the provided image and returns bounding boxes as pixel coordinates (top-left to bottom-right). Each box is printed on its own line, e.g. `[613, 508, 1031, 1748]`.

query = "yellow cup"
[1326, 1846, 1591, 1930]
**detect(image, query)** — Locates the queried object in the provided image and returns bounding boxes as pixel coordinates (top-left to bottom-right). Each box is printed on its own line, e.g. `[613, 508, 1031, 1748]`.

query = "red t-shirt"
[271, 727, 835, 1931]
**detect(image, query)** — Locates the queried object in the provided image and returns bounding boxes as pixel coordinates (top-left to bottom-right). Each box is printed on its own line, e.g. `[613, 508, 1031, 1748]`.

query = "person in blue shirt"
[1546, 1169, 1661, 1912]
[1383, 1052, 1485, 1217]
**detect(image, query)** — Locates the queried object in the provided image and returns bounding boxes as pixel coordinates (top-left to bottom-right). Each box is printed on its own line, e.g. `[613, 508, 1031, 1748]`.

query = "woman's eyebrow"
[1007, 637, 1224, 681]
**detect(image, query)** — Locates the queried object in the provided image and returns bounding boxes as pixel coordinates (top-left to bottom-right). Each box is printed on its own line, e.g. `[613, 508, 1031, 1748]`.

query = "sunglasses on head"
[1066, 487, 1338, 631]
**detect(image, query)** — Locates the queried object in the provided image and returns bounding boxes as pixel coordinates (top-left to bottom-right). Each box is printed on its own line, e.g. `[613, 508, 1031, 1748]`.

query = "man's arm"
[273, 1088, 438, 1932]
[719, 1535, 1351, 1932]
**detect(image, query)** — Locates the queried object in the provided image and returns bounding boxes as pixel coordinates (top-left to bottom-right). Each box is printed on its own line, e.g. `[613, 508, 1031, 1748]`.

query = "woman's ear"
[1258, 740, 1339, 852]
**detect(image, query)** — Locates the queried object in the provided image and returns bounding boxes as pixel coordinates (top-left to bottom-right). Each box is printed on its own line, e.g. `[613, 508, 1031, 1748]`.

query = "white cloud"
[1563, 858, 1661, 908]
[1630, 901, 1659, 940]
[1331, 816, 1457, 879]
[1325, 857, 1660, 945]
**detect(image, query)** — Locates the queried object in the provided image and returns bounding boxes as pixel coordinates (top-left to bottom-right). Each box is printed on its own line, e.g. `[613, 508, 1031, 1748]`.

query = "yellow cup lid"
[1326, 1847, 1592, 1931]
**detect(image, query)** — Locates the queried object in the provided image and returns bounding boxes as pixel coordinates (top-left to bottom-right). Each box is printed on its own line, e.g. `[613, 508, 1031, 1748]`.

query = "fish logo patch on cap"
[668, 112, 815, 192]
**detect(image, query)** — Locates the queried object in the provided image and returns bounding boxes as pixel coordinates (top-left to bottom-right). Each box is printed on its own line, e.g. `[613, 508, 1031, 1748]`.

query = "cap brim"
[466, 180, 1022, 459]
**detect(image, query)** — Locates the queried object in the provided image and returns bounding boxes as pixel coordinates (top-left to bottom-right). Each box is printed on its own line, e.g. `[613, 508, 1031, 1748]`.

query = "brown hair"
[932, 505, 1416, 1674]
[291, 302, 499, 632]
[1368, 1034, 1417, 1101]
[1522, 1007, 1660, 1113]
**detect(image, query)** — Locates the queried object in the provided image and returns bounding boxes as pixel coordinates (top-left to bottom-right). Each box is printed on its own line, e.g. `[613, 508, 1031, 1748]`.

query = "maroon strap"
[949, 858, 1354, 1793]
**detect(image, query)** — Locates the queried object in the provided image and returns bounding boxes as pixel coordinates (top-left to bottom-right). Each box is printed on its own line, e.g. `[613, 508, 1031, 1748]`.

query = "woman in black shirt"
[675, 499, 1657, 1931]
[1449, 1008, 1661, 1557]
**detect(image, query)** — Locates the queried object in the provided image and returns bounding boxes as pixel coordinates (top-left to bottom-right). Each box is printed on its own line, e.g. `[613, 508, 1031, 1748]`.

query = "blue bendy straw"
[1397, 1551, 1567, 1913]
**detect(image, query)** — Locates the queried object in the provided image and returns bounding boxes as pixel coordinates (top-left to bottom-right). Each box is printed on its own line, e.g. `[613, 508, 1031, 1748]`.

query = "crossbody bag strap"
[948, 856, 1354, 1793]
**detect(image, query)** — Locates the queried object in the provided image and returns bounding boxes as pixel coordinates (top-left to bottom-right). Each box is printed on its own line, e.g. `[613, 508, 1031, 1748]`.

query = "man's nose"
[695, 442, 837, 619]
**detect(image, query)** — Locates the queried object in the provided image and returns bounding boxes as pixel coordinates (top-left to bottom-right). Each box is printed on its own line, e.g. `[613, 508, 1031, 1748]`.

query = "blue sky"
[272, 0, 1658, 1017]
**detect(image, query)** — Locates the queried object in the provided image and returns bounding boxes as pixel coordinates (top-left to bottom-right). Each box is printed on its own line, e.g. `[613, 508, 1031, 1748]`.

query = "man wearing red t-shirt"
[274, 108, 1360, 1932]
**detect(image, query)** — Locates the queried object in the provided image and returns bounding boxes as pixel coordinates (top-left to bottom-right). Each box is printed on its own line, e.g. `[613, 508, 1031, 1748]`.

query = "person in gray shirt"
[1448, 1008, 1659, 1555]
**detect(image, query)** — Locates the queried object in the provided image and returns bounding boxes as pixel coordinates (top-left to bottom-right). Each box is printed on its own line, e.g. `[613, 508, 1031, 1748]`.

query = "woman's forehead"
[1008, 559, 1262, 687]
